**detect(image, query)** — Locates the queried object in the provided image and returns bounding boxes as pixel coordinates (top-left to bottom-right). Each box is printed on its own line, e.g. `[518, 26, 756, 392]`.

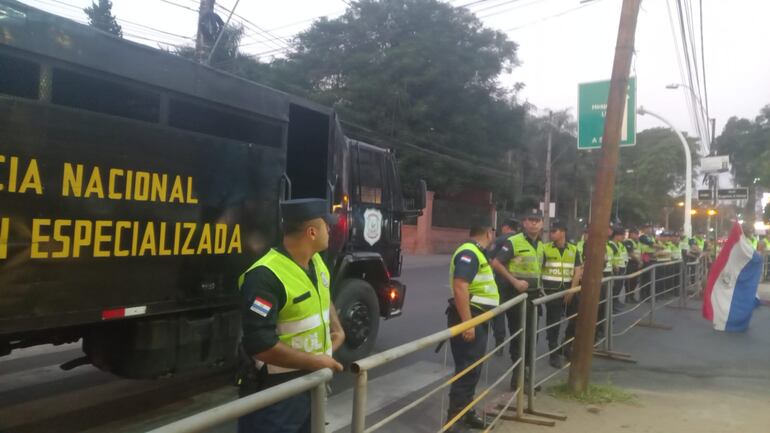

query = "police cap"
[612, 227, 626, 237]
[281, 198, 336, 227]
[550, 219, 568, 231]
[521, 208, 543, 220]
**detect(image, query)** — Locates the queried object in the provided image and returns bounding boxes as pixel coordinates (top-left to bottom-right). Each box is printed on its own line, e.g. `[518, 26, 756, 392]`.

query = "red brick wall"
[401, 224, 468, 254]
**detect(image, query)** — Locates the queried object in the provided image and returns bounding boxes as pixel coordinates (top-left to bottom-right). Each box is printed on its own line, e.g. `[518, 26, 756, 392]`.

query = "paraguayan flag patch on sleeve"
[250, 296, 273, 317]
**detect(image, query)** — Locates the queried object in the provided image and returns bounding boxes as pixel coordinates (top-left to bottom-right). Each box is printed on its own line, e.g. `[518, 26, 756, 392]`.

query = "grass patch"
[547, 381, 637, 405]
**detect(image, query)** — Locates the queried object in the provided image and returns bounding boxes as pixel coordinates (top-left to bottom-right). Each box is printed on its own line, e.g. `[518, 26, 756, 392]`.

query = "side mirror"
[414, 179, 427, 211]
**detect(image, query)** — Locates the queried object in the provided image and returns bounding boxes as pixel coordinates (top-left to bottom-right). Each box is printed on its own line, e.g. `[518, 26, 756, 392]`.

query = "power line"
[698, 0, 709, 122]
[158, 0, 198, 13]
[504, 0, 606, 32]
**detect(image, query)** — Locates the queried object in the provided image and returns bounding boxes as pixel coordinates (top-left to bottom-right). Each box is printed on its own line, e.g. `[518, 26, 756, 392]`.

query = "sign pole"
[568, 0, 642, 394]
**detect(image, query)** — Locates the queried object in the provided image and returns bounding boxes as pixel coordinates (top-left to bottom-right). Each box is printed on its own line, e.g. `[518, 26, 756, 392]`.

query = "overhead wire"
[674, 0, 707, 152]
[504, 0, 607, 32]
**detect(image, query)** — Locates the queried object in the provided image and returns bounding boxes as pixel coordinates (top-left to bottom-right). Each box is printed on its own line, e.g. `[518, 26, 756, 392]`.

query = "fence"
[525, 255, 709, 419]
[145, 368, 332, 433]
[149, 256, 710, 433]
[350, 293, 531, 433]
[762, 253, 770, 282]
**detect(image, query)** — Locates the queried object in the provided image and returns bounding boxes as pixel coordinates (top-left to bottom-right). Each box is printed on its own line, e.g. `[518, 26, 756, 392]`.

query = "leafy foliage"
[715, 105, 770, 190]
[83, 0, 122, 37]
[250, 0, 527, 196]
[614, 128, 700, 226]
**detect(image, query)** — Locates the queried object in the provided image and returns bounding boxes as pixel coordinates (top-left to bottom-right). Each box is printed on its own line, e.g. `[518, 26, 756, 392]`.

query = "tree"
[613, 128, 699, 227]
[84, 0, 122, 37]
[715, 105, 770, 190]
[714, 104, 770, 219]
[251, 0, 526, 195]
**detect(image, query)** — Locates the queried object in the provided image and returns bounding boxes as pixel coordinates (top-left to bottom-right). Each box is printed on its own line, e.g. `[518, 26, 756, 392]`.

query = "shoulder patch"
[250, 296, 273, 317]
[459, 254, 473, 263]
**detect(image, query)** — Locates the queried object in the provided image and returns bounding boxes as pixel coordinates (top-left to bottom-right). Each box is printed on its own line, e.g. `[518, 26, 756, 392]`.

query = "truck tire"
[333, 279, 380, 366]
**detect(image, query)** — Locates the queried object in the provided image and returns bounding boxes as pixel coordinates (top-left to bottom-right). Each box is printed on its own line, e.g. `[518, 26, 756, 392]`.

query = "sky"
[17, 0, 770, 145]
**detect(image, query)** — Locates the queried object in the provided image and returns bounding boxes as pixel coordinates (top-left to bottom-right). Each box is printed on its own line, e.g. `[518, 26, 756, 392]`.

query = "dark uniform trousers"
[596, 272, 613, 337]
[492, 277, 508, 345]
[238, 389, 310, 433]
[542, 287, 565, 352]
[507, 279, 540, 364]
[640, 260, 656, 301]
[447, 304, 489, 417]
[563, 273, 610, 358]
[612, 267, 626, 303]
[626, 260, 640, 300]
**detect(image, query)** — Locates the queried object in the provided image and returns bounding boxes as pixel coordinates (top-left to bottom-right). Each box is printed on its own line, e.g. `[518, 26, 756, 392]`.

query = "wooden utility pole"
[568, 0, 642, 393]
[543, 111, 553, 240]
[195, 0, 216, 62]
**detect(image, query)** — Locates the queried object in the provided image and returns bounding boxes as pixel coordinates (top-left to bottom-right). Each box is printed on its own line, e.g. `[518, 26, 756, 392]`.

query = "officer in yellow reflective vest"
[623, 228, 642, 302]
[540, 219, 582, 368]
[447, 225, 499, 431]
[237, 199, 345, 433]
[610, 227, 629, 311]
[492, 208, 544, 390]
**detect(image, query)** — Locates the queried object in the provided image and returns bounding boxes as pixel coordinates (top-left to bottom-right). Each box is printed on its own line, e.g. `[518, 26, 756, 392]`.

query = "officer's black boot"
[461, 410, 491, 429]
[549, 352, 563, 369]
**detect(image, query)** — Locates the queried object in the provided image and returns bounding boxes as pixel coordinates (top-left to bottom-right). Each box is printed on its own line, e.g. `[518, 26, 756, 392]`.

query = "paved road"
[0, 254, 465, 433]
[8, 257, 762, 433]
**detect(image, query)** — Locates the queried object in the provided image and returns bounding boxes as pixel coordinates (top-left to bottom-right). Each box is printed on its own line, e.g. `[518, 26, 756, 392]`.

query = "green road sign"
[578, 77, 636, 149]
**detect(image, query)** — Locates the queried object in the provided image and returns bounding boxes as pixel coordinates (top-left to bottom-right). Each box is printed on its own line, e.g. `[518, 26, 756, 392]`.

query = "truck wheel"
[334, 279, 380, 366]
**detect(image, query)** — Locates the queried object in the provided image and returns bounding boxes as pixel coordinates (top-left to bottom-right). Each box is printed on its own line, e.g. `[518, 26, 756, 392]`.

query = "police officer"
[540, 219, 582, 368]
[237, 198, 345, 433]
[488, 217, 519, 352]
[596, 226, 616, 340]
[655, 232, 674, 295]
[638, 223, 658, 301]
[610, 227, 628, 311]
[491, 208, 544, 389]
[447, 225, 499, 432]
[624, 228, 642, 302]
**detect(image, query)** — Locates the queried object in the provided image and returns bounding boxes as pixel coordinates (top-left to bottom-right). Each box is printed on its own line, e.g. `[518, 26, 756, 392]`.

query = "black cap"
[521, 208, 543, 219]
[281, 198, 336, 226]
[550, 219, 567, 231]
[612, 227, 625, 237]
[502, 216, 519, 228]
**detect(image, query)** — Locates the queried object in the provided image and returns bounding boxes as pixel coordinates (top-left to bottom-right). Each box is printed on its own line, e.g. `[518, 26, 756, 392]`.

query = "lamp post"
[665, 83, 711, 154]
[638, 106, 693, 237]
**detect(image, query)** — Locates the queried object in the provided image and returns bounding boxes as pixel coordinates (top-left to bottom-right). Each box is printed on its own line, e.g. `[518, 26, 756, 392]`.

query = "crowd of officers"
[229, 197, 765, 433]
[445, 209, 712, 432]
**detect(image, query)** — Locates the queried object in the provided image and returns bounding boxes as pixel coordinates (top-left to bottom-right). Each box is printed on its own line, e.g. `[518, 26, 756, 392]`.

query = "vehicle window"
[52, 68, 160, 122]
[0, 52, 39, 99]
[357, 149, 383, 205]
[169, 97, 283, 147]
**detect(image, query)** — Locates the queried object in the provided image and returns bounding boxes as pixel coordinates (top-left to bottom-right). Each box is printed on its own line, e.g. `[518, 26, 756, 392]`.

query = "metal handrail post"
[604, 281, 613, 352]
[311, 379, 327, 433]
[351, 371, 368, 433]
[516, 299, 526, 418]
[527, 300, 537, 412]
[649, 266, 656, 325]
[679, 261, 687, 308]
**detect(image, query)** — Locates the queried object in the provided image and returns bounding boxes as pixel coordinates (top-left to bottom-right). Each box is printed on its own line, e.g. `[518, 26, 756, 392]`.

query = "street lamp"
[638, 106, 693, 237]
[665, 83, 711, 153]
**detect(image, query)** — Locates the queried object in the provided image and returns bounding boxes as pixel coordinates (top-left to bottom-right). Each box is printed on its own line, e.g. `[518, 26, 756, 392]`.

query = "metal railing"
[762, 252, 770, 282]
[146, 368, 333, 433]
[148, 255, 712, 433]
[524, 258, 711, 417]
[350, 293, 529, 433]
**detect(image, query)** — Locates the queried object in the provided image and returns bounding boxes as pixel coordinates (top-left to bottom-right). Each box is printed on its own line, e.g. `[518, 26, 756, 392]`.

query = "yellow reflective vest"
[450, 242, 500, 309]
[239, 249, 332, 374]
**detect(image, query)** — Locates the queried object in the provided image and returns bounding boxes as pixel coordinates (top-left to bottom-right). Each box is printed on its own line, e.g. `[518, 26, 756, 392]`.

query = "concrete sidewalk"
[495, 296, 770, 433]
